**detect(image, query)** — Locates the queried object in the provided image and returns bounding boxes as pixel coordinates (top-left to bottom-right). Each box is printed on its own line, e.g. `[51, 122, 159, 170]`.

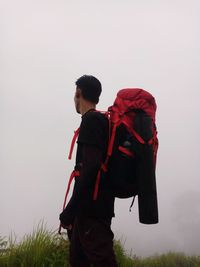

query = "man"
[59, 75, 118, 267]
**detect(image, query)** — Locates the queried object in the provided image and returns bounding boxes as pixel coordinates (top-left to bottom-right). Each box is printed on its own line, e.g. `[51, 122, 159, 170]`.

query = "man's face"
[74, 88, 81, 114]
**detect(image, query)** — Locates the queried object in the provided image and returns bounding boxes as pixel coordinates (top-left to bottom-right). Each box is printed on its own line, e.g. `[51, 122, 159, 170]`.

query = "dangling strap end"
[129, 196, 136, 212]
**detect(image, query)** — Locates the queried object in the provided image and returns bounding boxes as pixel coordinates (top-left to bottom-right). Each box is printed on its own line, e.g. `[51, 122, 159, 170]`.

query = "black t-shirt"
[76, 109, 108, 165]
[63, 110, 115, 223]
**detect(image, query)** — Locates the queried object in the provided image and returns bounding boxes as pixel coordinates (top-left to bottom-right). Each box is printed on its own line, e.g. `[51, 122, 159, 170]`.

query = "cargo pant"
[67, 216, 118, 267]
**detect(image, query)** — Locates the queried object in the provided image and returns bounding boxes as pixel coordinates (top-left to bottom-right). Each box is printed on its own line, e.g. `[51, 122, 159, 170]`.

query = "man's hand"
[58, 222, 73, 235]
[59, 208, 75, 228]
[61, 223, 73, 230]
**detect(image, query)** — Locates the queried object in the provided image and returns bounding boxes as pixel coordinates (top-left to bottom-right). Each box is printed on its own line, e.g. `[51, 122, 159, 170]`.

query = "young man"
[59, 75, 118, 267]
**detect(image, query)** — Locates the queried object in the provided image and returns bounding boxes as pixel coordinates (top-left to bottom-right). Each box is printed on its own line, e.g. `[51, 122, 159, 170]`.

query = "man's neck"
[80, 103, 96, 115]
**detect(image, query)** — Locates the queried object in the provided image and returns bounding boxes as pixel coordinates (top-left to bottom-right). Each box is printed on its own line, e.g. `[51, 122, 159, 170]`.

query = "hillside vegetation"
[0, 224, 200, 267]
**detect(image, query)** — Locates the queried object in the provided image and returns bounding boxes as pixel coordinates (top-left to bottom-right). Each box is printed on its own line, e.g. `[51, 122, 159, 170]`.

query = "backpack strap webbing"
[122, 119, 145, 144]
[93, 163, 107, 200]
[62, 170, 80, 210]
[68, 127, 80, 160]
[58, 169, 80, 234]
[93, 112, 114, 200]
[129, 196, 136, 212]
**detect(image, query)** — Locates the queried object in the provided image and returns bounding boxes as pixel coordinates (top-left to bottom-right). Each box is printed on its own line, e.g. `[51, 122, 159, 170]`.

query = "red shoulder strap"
[93, 118, 118, 200]
[68, 127, 80, 160]
[58, 170, 80, 234]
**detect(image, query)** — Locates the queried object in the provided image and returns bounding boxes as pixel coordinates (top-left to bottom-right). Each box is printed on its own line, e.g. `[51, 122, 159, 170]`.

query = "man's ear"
[75, 88, 81, 99]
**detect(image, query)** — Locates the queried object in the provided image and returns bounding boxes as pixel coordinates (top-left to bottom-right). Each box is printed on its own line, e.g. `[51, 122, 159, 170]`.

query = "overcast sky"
[1, 0, 200, 257]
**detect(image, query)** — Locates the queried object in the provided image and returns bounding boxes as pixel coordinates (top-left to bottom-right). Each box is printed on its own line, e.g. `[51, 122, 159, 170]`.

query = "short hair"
[75, 75, 102, 104]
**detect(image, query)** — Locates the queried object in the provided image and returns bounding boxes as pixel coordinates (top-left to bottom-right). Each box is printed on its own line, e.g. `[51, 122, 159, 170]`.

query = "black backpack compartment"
[107, 124, 138, 198]
[134, 112, 159, 224]
[107, 112, 158, 224]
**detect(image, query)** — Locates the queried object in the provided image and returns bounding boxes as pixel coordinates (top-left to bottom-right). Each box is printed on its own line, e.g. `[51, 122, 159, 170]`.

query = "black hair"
[75, 75, 102, 104]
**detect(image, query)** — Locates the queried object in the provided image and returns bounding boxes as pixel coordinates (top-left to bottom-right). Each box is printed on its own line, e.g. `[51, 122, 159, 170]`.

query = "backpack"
[59, 88, 158, 234]
[93, 88, 159, 224]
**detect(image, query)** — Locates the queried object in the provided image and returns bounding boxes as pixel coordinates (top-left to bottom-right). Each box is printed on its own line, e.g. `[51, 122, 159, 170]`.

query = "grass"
[0, 223, 69, 267]
[0, 224, 200, 267]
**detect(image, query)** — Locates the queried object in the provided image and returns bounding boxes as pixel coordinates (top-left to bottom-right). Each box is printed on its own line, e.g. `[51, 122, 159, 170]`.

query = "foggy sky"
[1, 0, 200, 257]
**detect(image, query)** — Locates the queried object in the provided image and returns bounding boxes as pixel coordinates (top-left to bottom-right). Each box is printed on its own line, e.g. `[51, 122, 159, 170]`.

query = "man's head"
[74, 75, 102, 114]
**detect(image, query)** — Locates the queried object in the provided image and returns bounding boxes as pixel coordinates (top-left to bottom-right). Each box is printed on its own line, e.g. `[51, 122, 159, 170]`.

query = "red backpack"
[103, 88, 158, 224]
[59, 88, 158, 233]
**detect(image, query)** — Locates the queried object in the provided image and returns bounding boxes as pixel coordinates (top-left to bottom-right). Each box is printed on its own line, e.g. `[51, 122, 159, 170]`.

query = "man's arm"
[59, 144, 103, 226]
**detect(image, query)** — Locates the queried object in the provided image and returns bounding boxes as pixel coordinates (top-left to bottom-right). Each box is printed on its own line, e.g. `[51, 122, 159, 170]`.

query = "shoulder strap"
[68, 127, 80, 160]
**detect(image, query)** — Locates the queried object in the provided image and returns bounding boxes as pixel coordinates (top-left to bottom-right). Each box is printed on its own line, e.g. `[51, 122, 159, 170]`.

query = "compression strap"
[122, 120, 145, 144]
[118, 146, 134, 158]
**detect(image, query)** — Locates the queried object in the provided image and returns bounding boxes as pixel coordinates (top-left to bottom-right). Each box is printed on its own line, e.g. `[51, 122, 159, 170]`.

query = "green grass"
[0, 223, 69, 267]
[1, 224, 200, 267]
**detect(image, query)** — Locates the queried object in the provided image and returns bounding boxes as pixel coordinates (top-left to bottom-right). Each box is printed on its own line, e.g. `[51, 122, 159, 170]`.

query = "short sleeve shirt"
[76, 110, 109, 166]
[75, 110, 115, 218]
